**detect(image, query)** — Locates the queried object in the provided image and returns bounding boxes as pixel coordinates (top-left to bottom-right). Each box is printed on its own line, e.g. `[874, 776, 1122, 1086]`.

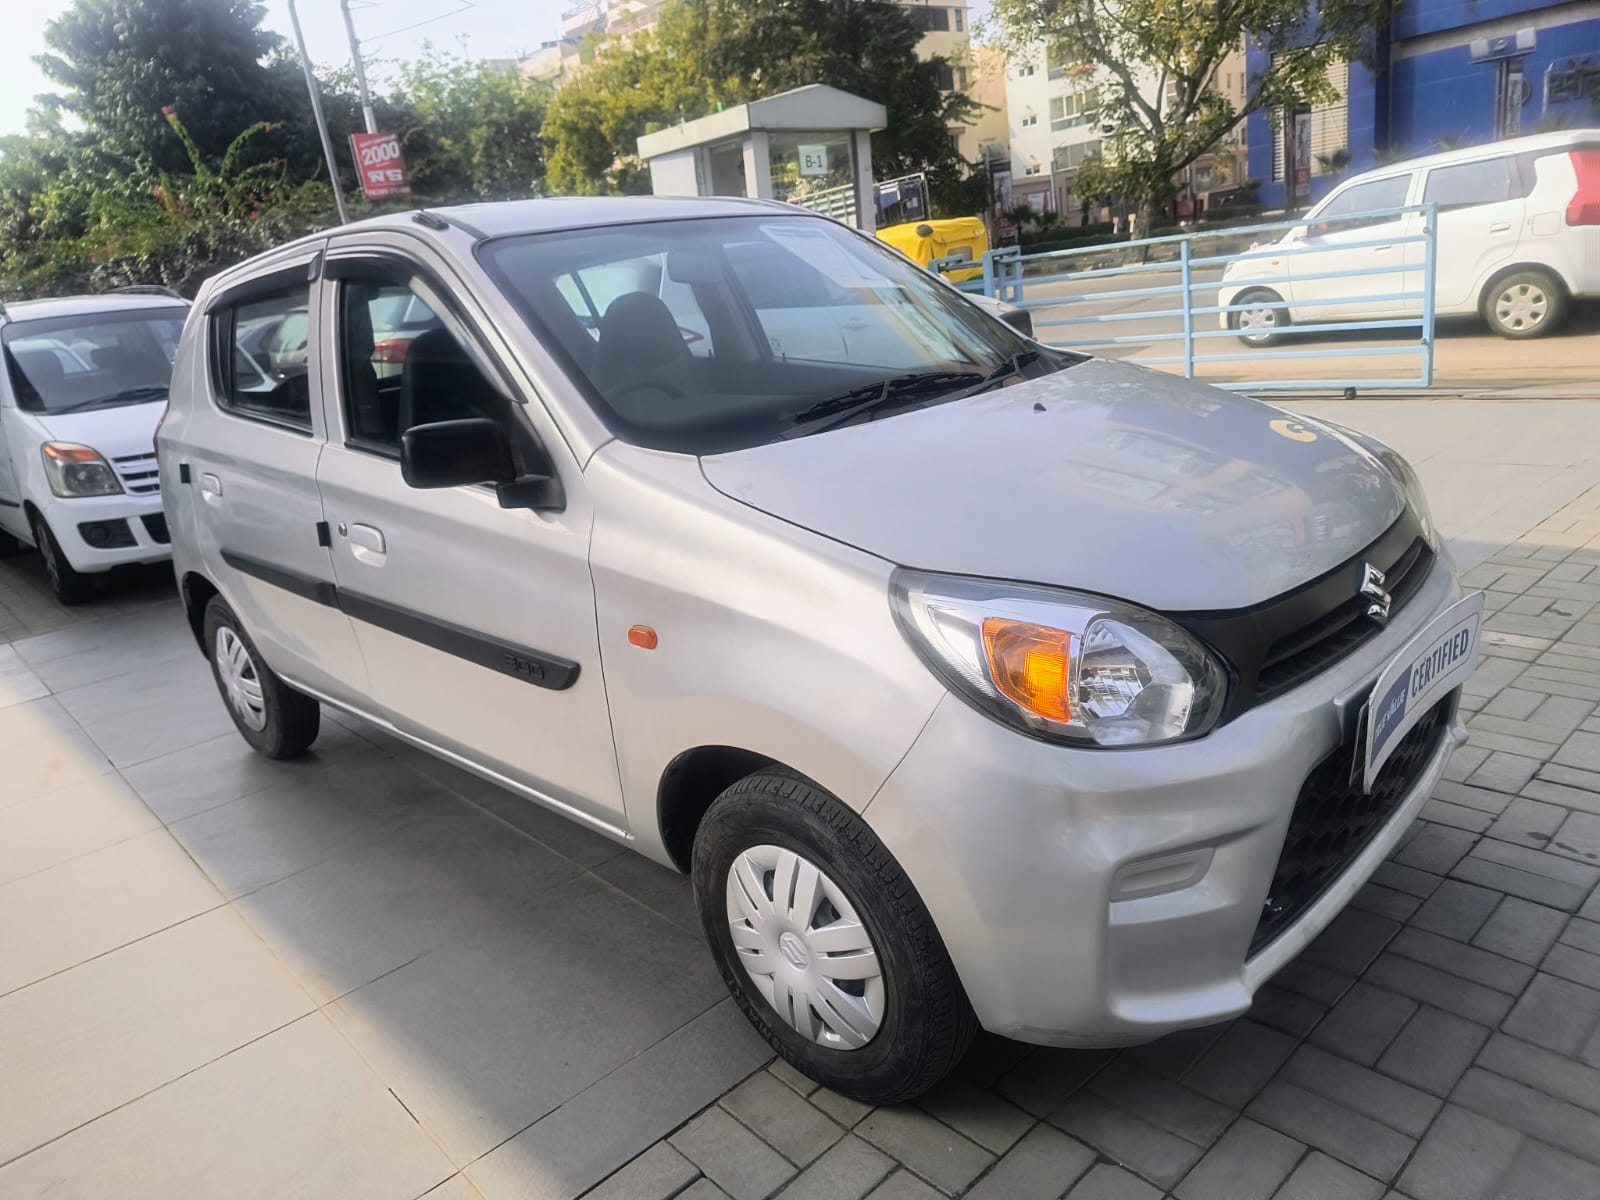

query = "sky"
[1, 0, 994, 138]
[0, 0, 573, 137]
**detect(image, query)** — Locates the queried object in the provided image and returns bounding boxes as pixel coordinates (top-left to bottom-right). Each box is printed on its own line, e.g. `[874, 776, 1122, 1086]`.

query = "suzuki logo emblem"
[1361, 563, 1392, 625]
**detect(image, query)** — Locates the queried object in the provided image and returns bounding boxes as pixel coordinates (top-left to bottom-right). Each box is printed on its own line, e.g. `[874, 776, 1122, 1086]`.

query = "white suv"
[0, 291, 189, 602]
[1222, 129, 1600, 342]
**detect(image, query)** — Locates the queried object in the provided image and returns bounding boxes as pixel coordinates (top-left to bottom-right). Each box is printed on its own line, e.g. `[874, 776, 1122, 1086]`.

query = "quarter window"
[216, 284, 313, 430]
[1422, 157, 1515, 210]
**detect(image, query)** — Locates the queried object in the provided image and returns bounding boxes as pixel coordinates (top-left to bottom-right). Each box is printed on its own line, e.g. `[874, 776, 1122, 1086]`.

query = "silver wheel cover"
[725, 844, 885, 1050]
[1239, 303, 1280, 333]
[1494, 282, 1549, 332]
[214, 626, 267, 732]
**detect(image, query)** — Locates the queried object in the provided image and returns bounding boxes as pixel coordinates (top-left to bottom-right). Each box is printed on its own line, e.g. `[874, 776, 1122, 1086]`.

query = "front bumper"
[862, 550, 1466, 1046]
[40, 493, 171, 573]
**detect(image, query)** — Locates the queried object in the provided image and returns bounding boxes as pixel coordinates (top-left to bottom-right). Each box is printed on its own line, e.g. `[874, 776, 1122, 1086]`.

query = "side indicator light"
[628, 625, 659, 650]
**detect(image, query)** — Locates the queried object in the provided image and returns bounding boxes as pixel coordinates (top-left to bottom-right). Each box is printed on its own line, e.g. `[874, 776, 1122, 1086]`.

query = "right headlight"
[41, 442, 123, 498]
[892, 571, 1228, 748]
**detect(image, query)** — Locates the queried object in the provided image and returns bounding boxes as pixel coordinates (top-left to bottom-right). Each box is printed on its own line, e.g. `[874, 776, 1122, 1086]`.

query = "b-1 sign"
[798, 145, 829, 176]
[351, 132, 412, 200]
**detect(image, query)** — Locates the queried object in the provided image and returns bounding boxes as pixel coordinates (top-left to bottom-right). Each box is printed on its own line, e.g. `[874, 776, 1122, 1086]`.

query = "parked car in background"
[1222, 129, 1600, 344]
[0, 289, 188, 603]
[160, 197, 1478, 1103]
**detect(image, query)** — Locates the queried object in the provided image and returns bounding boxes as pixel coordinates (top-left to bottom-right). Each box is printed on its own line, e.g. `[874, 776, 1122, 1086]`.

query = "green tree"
[542, 0, 984, 214]
[991, 0, 1396, 228]
[35, 0, 316, 178]
[389, 47, 553, 202]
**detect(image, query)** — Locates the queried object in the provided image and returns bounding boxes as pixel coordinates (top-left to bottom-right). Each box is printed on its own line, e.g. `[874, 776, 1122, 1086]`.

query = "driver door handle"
[348, 523, 386, 565]
[199, 473, 223, 505]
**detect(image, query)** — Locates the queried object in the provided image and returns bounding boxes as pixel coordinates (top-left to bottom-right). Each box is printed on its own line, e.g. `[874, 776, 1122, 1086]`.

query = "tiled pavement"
[7, 398, 1600, 1200]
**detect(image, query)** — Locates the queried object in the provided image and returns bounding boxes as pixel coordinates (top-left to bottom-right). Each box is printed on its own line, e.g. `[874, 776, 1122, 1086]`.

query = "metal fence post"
[1180, 237, 1195, 379]
[1420, 203, 1436, 388]
[981, 250, 997, 300]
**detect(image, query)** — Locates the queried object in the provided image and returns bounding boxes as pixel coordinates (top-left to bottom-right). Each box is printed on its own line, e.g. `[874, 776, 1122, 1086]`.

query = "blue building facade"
[1246, 0, 1600, 209]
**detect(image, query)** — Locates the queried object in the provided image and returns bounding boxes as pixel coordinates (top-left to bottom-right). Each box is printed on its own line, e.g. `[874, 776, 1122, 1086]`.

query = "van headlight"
[41, 442, 124, 498]
[892, 571, 1227, 747]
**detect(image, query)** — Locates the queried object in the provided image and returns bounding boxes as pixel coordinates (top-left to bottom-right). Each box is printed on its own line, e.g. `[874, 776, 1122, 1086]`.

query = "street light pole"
[339, 0, 379, 135]
[287, 0, 350, 224]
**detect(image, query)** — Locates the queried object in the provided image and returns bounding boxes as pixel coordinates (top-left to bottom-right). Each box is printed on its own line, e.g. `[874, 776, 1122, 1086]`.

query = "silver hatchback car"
[158, 197, 1482, 1103]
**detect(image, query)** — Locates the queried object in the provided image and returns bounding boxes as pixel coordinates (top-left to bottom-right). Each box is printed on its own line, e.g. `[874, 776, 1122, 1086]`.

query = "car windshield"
[3, 307, 186, 415]
[479, 214, 1078, 453]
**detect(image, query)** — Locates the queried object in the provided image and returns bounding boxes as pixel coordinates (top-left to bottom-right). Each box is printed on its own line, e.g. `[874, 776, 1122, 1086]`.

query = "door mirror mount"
[496, 472, 565, 512]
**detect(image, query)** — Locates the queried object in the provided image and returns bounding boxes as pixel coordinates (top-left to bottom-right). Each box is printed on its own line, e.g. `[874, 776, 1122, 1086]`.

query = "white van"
[0, 291, 189, 602]
[1222, 130, 1600, 342]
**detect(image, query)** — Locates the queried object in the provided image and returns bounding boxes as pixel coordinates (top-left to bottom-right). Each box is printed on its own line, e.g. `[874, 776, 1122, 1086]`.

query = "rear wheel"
[29, 512, 94, 605]
[692, 770, 976, 1104]
[1483, 270, 1567, 339]
[1229, 288, 1289, 346]
[203, 596, 320, 759]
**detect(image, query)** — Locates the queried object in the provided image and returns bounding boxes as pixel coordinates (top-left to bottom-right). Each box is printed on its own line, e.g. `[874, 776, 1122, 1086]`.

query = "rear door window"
[214, 285, 314, 430]
[1422, 157, 1516, 210]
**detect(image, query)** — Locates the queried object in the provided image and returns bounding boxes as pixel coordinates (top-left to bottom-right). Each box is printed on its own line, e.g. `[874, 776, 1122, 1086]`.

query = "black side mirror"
[401, 418, 515, 489]
[400, 417, 566, 511]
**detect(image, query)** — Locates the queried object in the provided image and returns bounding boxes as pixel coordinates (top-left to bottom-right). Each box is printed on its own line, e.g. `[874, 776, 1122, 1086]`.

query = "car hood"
[34, 401, 165, 459]
[699, 359, 1407, 612]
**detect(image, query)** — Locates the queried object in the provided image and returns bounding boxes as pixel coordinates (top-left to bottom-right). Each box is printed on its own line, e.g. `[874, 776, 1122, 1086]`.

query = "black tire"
[1229, 287, 1290, 346]
[202, 595, 320, 759]
[29, 512, 95, 605]
[692, 770, 977, 1104]
[1482, 269, 1567, 339]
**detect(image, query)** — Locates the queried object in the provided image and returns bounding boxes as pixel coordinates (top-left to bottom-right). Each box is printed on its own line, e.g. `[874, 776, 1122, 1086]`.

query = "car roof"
[1345, 128, 1600, 183]
[200, 194, 814, 297]
[1, 293, 189, 325]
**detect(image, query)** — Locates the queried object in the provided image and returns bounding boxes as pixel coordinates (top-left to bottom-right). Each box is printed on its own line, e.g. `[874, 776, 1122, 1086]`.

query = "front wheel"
[30, 512, 95, 605]
[1229, 288, 1290, 346]
[692, 770, 976, 1104]
[203, 596, 320, 759]
[1483, 270, 1567, 339]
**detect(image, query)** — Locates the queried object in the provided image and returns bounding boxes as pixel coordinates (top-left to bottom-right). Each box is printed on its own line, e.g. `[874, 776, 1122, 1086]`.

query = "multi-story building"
[1244, 0, 1600, 210]
[1004, 41, 1247, 224]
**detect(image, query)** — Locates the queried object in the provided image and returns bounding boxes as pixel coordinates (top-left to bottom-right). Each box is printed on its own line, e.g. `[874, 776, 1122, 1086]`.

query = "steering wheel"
[607, 377, 687, 404]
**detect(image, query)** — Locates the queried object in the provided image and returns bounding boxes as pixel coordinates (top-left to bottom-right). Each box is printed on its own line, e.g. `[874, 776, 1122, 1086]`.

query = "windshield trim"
[476, 213, 1061, 456]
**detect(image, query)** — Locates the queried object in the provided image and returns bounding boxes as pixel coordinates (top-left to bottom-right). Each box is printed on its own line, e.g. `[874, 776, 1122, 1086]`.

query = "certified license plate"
[1362, 592, 1484, 792]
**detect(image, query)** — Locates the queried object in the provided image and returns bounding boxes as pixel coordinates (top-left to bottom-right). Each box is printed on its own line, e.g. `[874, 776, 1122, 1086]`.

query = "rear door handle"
[199, 473, 223, 504]
[1490, 222, 1511, 234]
[348, 523, 386, 565]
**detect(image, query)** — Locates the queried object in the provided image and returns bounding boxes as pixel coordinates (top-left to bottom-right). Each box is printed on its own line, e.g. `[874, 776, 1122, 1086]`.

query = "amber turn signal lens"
[628, 625, 658, 650]
[981, 618, 1072, 722]
[41, 443, 104, 462]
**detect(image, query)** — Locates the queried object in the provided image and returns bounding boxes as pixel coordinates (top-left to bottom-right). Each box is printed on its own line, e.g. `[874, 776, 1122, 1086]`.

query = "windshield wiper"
[776, 370, 984, 440]
[47, 385, 169, 413]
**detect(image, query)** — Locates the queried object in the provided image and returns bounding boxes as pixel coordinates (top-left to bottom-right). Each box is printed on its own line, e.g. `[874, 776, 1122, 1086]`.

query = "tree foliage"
[991, 0, 1396, 219]
[543, 0, 986, 215]
[391, 48, 552, 202]
[3, 0, 982, 296]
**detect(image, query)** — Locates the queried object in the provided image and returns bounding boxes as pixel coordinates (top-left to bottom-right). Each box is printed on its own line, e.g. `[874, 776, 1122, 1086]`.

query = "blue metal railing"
[945, 204, 1438, 393]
